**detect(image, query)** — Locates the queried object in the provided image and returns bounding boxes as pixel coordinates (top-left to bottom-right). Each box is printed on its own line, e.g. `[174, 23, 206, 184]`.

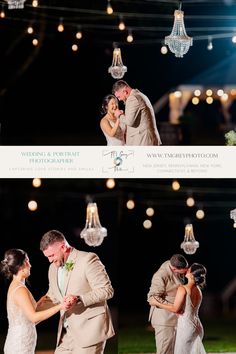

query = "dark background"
[0, 0, 236, 145]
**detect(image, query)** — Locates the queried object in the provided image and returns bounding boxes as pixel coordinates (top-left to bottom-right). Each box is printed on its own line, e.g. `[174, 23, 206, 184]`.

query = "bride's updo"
[190, 263, 207, 289]
[0, 249, 28, 279]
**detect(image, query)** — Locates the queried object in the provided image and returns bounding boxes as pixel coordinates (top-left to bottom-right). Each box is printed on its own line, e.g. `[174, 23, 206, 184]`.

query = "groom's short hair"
[40, 229, 66, 251]
[112, 80, 130, 94]
[170, 254, 188, 269]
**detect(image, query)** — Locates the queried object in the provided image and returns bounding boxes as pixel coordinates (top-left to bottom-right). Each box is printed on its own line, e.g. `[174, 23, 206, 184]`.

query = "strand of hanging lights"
[165, 1, 192, 58]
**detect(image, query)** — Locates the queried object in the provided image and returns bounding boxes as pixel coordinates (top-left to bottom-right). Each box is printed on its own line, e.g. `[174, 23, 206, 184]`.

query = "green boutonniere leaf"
[64, 260, 74, 271]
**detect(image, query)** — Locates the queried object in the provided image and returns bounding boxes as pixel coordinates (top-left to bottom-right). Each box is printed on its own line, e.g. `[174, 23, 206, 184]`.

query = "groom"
[112, 80, 162, 146]
[147, 254, 188, 354]
[37, 229, 115, 354]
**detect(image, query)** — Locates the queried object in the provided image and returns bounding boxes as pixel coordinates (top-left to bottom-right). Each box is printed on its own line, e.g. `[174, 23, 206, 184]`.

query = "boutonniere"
[64, 260, 74, 271]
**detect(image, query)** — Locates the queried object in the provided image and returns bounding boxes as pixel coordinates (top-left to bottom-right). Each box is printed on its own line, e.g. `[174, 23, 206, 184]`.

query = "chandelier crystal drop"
[230, 208, 236, 227]
[180, 224, 199, 255]
[80, 202, 107, 246]
[5, 0, 26, 9]
[165, 9, 192, 58]
[108, 47, 127, 79]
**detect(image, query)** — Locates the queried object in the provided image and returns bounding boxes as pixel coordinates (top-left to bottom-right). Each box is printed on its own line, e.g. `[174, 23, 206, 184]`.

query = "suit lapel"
[63, 248, 78, 295]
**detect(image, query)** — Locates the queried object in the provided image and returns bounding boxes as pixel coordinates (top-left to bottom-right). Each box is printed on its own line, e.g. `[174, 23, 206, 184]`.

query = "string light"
[106, 0, 113, 15]
[27, 26, 34, 34]
[75, 30, 82, 39]
[206, 89, 213, 96]
[232, 35, 236, 43]
[127, 30, 133, 43]
[146, 207, 154, 217]
[160, 45, 168, 54]
[196, 209, 205, 219]
[186, 196, 195, 207]
[206, 96, 213, 104]
[32, 178, 41, 188]
[28, 200, 38, 211]
[32, 0, 38, 7]
[118, 17, 125, 31]
[217, 89, 224, 97]
[106, 178, 116, 189]
[57, 18, 64, 32]
[0, 3, 235, 52]
[207, 36, 213, 50]
[126, 199, 135, 209]
[0, 5, 5, 18]
[32, 38, 38, 46]
[143, 219, 152, 229]
[72, 44, 78, 51]
[192, 97, 199, 105]
[172, 180, 180, 191]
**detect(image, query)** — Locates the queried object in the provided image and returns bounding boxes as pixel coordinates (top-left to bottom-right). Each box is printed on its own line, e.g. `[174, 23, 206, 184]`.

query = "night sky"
[0, 0, 236, 144]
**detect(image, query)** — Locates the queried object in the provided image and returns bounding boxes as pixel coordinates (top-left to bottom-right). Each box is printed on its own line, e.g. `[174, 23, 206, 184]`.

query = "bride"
[0, 248, 73, 354]
[149, 263, 207, 354]
[100, 94, 126, 145]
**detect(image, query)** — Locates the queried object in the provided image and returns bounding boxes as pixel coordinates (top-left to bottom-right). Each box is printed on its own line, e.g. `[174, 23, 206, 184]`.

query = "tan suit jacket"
[38, 249, 115, 348]
[147, 260, 183, 327]
[119, 89, 161, 146]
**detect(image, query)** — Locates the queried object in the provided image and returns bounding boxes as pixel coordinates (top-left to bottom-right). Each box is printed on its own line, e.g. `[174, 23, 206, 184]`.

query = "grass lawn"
[119, 312, 236, 353]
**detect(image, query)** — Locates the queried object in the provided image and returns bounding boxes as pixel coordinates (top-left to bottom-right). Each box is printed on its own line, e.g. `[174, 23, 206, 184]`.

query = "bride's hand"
[148, 297, 157, 306]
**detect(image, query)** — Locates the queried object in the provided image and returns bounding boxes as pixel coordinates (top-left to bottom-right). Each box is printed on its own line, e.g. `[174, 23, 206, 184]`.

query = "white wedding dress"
[174, 287, 206, 354]
[102, 119, 126, 145]
[4, 284, 37, 354]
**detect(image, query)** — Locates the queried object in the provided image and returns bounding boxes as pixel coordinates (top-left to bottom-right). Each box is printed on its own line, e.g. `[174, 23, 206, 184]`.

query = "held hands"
[114, 108, 123, 119]
[61, 294, 78, 311]
[148, 297, 158, 307]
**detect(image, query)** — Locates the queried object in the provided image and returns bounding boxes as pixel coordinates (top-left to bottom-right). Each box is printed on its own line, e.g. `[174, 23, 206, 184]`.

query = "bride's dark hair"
[190, 263, 207, 289]
[0, 249, 28, 280]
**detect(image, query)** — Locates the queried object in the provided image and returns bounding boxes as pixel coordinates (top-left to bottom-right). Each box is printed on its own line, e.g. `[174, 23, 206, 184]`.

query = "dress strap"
[9, 284, 26, 299]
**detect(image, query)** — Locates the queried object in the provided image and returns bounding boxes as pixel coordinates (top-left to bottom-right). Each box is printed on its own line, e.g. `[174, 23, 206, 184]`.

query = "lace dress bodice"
[174, 287, 206, 354]
[102, 119, 126, 146]
[4, 284, 37, 354]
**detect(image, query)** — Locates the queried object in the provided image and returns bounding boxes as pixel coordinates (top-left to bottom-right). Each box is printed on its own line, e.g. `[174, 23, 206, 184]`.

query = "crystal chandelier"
[230, 208, 236, 227]
[80, 202, 107, 246]
[4, 0, 26, 9]
[180, 224, 199, 254]
[165, 4, 192, 58]
[108, 47, 127, 79]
